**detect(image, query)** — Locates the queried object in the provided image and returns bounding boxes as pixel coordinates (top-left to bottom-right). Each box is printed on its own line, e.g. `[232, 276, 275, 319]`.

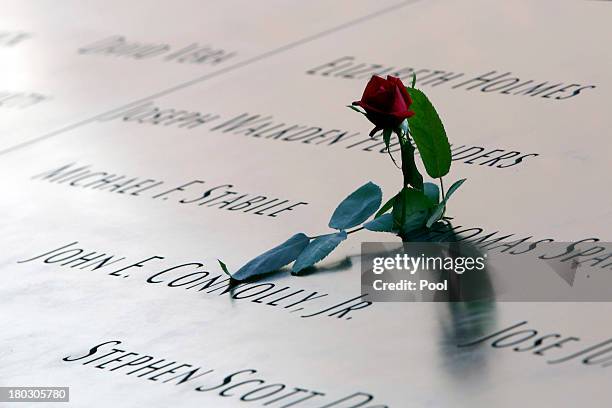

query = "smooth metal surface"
[0, 0, 610, 406]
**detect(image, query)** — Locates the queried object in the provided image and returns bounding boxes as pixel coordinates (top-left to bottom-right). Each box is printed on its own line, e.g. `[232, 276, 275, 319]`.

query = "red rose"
[353, 75, 415, 135]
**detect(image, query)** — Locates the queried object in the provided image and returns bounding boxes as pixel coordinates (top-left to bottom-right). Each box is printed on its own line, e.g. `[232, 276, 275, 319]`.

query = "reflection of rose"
[353, 75, 415, 135]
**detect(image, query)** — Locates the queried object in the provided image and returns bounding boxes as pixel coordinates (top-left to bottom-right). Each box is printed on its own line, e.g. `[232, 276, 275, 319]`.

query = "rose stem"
[439, 177, 446, 201]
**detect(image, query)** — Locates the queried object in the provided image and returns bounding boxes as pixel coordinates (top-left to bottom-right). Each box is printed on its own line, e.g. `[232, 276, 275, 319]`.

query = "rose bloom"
[353, 75, 415, 135]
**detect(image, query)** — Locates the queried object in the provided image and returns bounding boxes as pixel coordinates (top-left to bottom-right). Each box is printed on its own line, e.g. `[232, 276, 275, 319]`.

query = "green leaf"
[423, 182, 440, 205]
[370, 196, 432, 234]
[392, 187, 434, 231]
[402, 210, 430, 233]
[411, 73, 417, 88]
[382, 128, 399, 168]
[445, 178, 466, 200]
[396, 187, 433, 213]
[364, 213, 395, 232]
[383, 128, 392, 150]
[232, 233, 310, 281]
[347, 105, 366, 115]
[375, 195, 396, 218]
[406, 87, 451, 178]
[292, 231, 347, 273]
[425, 179, 466, 228]
[329, 182, 382, 230]
[217, 259, 231, 277]
[426, 205, 445, 229]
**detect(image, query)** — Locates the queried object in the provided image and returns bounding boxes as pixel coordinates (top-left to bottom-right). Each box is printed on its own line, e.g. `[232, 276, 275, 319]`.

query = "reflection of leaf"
[329, 182, 382, 230]
[424, 182, 440, 205]
[406, 87, 451, 178]
[364, 213, 395, 232]
[232, 233, 310, 281]
[426, 179, 466, 228]
[292, 231, 347, 273]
